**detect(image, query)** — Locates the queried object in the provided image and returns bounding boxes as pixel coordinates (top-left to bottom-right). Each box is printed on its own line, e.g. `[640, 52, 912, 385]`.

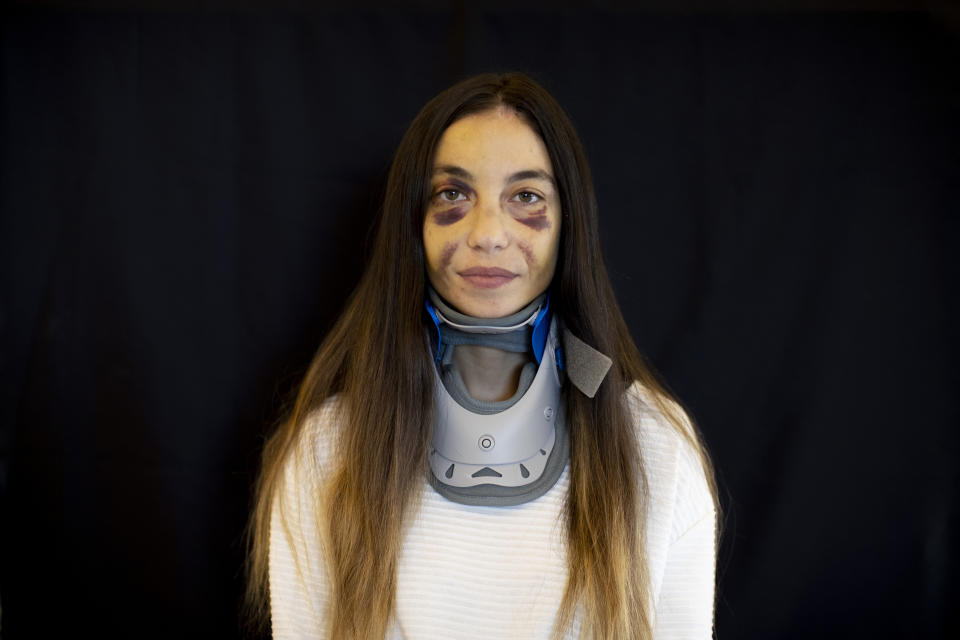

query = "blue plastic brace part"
[529, 296, 551, 364]
[425, 301, 443, 363]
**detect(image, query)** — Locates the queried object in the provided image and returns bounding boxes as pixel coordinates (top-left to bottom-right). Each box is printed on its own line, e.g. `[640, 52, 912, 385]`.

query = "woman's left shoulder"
[624, 381, 716, 542]
[623, 381, 696, 456]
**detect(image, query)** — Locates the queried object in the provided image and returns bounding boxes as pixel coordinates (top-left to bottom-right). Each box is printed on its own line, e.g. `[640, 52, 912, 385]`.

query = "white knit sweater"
[269, 383, 716, 639]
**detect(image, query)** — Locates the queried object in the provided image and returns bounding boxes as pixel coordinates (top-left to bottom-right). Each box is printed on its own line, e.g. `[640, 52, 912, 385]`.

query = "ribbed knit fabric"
[269, 383, 717, 639]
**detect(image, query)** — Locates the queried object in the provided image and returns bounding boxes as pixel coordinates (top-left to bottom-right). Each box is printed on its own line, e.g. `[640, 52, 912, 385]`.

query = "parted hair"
[246, 72, 717, 639]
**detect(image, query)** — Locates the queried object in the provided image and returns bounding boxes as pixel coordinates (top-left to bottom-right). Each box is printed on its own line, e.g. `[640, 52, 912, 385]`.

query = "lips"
[459, 267, 516, 278]
[457, 266, 517, 289]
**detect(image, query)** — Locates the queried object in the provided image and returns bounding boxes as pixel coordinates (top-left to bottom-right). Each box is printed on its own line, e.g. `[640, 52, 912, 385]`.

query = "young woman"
[247, 72, 718, 639]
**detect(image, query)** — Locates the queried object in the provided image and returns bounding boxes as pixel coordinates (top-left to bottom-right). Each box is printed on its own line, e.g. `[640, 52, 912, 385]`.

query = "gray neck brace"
[427, 290, 568, 506]
[427, 288, 544, 356]
[430, 320, 563, 486]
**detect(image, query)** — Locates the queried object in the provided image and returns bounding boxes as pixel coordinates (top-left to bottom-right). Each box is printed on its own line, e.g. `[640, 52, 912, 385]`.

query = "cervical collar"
[425, 290, 554, 365]
[425, 289, 568, 506]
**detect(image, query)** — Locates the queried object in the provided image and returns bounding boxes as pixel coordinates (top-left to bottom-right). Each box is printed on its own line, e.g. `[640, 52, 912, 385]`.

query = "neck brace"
[425, 290, 568, 506]
[425, 289, 553, 363]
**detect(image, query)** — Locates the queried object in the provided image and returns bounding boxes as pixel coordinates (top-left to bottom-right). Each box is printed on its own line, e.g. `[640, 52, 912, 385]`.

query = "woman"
[247, 72, 718, 639]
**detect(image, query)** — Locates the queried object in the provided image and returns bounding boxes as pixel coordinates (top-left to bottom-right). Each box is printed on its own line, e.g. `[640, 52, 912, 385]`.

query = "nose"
[466, 199, 509, 253]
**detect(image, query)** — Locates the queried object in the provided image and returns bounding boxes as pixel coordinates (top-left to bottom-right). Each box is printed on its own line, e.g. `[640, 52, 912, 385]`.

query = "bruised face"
[423, 108, 562, 318]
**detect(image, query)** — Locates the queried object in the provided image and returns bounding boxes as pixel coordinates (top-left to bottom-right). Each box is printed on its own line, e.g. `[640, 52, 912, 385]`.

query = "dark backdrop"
[1, 3, 957, 638]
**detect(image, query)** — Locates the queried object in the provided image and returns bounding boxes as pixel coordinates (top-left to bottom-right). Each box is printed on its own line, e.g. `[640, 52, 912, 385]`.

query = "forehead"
[433, 109, 553, 177]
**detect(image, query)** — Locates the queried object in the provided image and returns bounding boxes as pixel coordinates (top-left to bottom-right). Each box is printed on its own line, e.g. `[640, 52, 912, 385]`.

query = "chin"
[455, 294, 530, 319]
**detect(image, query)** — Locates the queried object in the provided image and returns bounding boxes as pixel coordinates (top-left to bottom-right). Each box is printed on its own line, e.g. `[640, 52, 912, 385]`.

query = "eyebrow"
[433, 164, 555, 185]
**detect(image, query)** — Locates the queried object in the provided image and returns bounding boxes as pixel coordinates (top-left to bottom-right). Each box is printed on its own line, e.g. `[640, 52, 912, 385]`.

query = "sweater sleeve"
[628, 382, 717, 639]
[652, 510, 717, 639]
[652, 410, 717, 639]
[268, 411, 336, 639]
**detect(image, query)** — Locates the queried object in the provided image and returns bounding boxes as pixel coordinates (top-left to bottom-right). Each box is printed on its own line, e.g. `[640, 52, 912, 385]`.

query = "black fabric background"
[1, 4, 957, 638]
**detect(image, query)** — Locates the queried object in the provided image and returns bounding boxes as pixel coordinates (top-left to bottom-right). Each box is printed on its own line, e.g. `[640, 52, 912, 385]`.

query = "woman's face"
[423, 108, 562, 318]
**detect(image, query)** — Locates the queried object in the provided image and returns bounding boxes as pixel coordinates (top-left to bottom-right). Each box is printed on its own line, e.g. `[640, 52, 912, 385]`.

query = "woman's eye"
[438, 189, 465, 202]
[515, 191, 541, 204]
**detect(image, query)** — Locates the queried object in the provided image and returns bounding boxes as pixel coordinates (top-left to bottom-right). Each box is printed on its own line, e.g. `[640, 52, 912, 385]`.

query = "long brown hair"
[246, 72, 717, 639]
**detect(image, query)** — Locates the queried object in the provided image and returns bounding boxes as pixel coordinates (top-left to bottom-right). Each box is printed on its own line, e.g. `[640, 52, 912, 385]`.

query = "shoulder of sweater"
[305, 393, 346, 446]
[624, 380, 693, 455]
[625, 381, 716, 543]
[280, 395, 345, 493]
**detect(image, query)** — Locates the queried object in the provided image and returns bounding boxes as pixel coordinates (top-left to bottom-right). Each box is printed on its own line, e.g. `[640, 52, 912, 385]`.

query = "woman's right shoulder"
[288, 394, 347, 478]
[301, 394, 346, 435]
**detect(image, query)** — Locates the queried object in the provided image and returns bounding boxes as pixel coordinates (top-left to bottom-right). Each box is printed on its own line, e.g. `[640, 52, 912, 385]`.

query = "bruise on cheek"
[431, 206, 467, 226]
[516, 206, 551, 232]
[518, 241, 535, 266]
[440, 242, 457, 268]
